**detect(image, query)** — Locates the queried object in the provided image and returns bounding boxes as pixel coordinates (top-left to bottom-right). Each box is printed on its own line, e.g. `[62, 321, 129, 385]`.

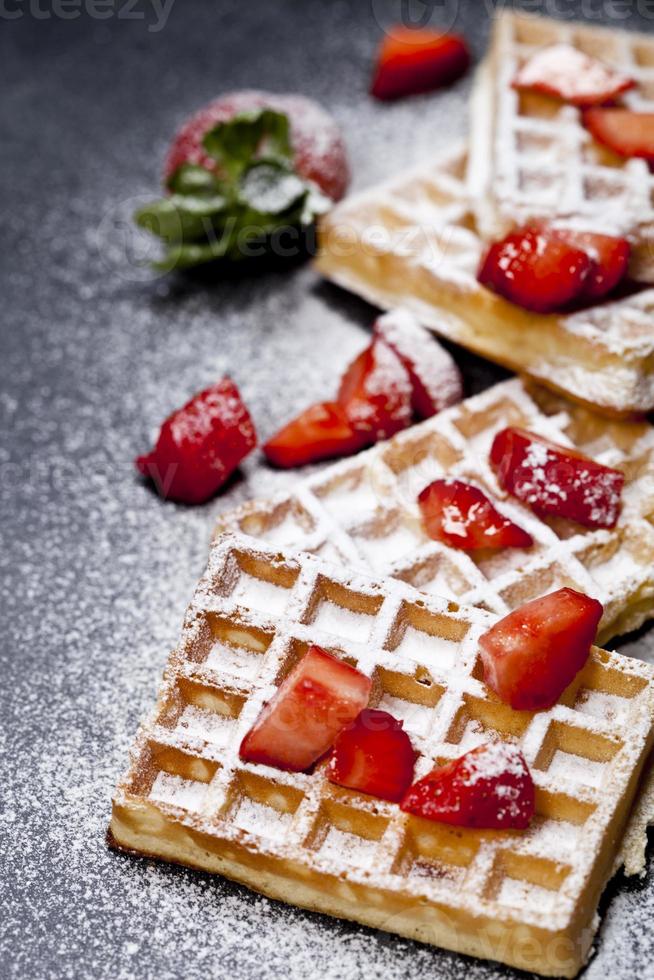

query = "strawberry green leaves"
[135, 108, 330, 270]
[201, 107, 293, 178]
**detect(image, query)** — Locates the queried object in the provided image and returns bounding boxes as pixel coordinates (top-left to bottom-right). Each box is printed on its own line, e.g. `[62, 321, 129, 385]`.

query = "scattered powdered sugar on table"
[2, 4, 654, 980]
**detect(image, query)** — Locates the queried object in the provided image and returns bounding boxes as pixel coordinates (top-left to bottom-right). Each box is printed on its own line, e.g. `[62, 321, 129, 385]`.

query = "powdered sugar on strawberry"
[490, 427, 624, 529]
[164, 90, 350, 202]
[373, 308, 463, 418]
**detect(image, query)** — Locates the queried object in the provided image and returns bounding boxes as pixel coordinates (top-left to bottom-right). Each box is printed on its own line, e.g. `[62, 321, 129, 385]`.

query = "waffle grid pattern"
[469, 10, 654, 273]
[113, 533, 654, 974]
[215, 380, 654, 646]
[316, 146, 654, 412]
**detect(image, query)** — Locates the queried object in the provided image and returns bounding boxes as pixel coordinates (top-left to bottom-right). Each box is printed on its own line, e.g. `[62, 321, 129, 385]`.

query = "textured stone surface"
[1, 2, 652, 978]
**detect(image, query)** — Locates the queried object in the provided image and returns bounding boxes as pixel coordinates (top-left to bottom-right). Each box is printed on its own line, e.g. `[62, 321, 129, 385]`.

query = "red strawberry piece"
[164, 90, 349, 201]
[263, 401, 366, 469]
[371, 27, 470, 101]
[327, 709, 416, 803]
[239, 645, 371, 773]
[401, 742, 535, 830]
[135, 378, 256, 505]
[490, 427, 624, 529]
[479, 588, 603, 711]
[512, 43, 635, 108]
[337, 338, 413, 442]
[547, 228, 630, 302]
[584, 108, 654, 166]
[477, 227, 591, 313]
[418, 479, 533, 551]
[373, 308, 463, 418]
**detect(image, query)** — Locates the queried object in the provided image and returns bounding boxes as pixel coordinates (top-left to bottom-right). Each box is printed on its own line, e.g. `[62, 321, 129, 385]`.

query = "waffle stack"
[469, 9, 654, 281]
[216, 378, 654, 645]
[113, 10, 654, 977]
[316, 10, 654, 415]
[111, 533, 654, 977]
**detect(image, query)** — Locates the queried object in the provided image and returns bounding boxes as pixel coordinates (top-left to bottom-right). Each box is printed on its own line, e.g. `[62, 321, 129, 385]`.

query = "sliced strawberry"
[135, 378, 256, 504]
[401, 742, 535, 830]
[239, 645, 371, 773]
[512, 43, 635, 108]
[490, 427, 624, 529]
[479, 588, 603, 711]
[584, 108, 654, 166]
[477, 227, 591, 313]
[263, 401, 366, 468]
[164, 90, 349, 201]
[371, 28, 470, 101]
[418, 479, 533, 551]
[337, 338, 413, 442]
[373, 309, 463, 419]
[327, 709, 416, 803]
[547, 228, 630, 302]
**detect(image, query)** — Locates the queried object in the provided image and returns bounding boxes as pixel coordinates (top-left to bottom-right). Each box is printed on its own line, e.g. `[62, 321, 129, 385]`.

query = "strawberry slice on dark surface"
[371, 27, 470, 101]
[373, 308, 463, 419]
[239, 645, 371, 773]
[490, 427, 624, 529]
[584, 108, 654, 165]
[477, 227, 591, 313]
[478, 588, 603, 711]
[337, 338, 413, 442]
[327, 709, 416, 803]
[512, 43, 635, 107]
[135, 378, 256, 505]
[263, 401, 366, 468]
[164, 89, 350, 202]
[547, 228, 630, 302]
[418, 479, 533, 551]
[401, 742, 535, 830]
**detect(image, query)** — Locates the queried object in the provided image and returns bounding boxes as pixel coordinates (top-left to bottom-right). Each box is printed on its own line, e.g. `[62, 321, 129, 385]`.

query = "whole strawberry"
[136, 90, 349, 270]
[164, 90, 349, 203]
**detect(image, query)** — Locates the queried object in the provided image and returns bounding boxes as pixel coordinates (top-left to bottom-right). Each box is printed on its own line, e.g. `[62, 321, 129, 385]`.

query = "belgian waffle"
[215, 378, 654, 647]
[315, 145, 654, 416]
[468, 9, 654, 282]
[110, 532, 654, 977]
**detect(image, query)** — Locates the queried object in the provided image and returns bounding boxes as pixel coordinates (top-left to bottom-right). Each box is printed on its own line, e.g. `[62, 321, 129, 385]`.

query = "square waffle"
[110, 532, 654, 977]
[214, 378, 654, 647]
[468, 9, 654, 282]
[314, 144, 654, 416]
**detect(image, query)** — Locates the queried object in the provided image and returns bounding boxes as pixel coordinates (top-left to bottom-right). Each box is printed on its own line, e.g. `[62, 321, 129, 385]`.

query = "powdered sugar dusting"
[4, 5, 654, 980]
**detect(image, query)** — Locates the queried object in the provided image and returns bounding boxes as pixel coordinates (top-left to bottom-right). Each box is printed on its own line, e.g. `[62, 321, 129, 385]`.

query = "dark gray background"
[2, 1, 654, 978]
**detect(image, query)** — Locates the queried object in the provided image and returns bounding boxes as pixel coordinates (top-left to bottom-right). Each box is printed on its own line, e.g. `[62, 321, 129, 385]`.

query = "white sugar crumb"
[150, 771, 209, 811]
[318, 828, 378, 870]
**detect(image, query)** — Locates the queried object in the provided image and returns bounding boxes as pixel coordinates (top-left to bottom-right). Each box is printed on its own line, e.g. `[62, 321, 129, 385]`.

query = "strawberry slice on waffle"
[418, 479, 533, 551]
[240, 645, 371, 773]
[479, 588, 603, 712]
[584, 108, 654, 166]
[328, 709, 416, 802]
[401, 742, 535, 830]
[512, 43, 635, 107]
[490, 427, 624, 529]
